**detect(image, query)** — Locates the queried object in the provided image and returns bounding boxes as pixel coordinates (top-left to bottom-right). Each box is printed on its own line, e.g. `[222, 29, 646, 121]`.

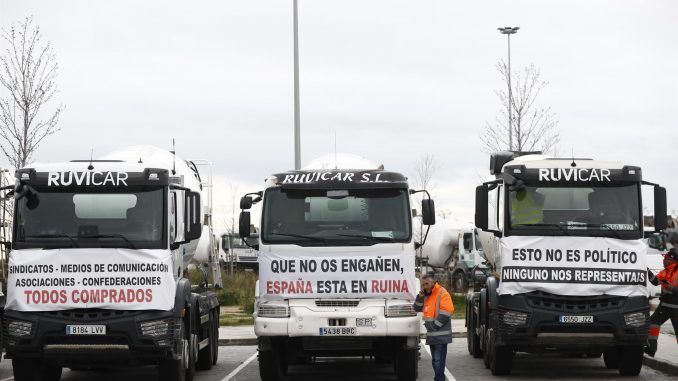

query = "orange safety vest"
[422, 283, 454, 321]
[657, 263, 678, 290]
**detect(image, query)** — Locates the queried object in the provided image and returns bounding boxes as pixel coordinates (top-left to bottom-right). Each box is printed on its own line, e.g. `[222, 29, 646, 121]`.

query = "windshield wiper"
[523, 223, 571, 235]
[81, 234, 137, 249]
[25, 234, 79, 248]
[334, 233, 396, 242]
[269, 232, 327, 243]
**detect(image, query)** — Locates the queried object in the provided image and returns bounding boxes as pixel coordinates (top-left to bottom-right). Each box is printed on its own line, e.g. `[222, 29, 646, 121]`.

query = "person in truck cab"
[413, 272, 454, 381]
[510, 186, 544, 226]
[646, 248, 678, 356]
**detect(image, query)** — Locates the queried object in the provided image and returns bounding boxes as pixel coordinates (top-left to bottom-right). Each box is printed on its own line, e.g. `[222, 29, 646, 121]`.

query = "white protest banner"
[6, 248, 176, 311]
[498, 236, 647, 297]
[259, 248, 416, 301]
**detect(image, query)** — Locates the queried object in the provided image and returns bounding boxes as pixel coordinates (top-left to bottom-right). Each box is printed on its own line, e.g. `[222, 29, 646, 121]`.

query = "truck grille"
[315, 300, 360, 307]
[45, 309, 141, 321]
[526, 291, 622, 313]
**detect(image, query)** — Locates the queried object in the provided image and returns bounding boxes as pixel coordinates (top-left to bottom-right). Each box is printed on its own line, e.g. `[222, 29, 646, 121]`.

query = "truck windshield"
[508, 184, 640, 235]
[14, 187, 165, 249]
[262, 188, 411, 246]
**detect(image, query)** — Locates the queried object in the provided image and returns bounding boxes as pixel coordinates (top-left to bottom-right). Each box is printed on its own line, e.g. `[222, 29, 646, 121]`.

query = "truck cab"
[2, 147, 220, 381]
[467, 151, 667, 376]
[238, 168, 435, 381]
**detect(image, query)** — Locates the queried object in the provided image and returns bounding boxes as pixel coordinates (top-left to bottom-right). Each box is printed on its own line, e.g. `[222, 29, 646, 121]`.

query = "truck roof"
[504, 154, 627, 171]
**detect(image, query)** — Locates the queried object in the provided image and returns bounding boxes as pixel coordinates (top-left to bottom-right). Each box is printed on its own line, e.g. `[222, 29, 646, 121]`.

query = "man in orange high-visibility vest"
[646, 248, 678, 357]
[413, 272, 454, 381]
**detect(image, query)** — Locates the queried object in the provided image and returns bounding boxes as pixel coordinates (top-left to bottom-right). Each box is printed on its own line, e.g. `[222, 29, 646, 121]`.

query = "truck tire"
[488, 329, 512, 376]
[12, 359, 35, 381]
[197, 312, 215, 370]
[38, 362, 63, 381]
[617, 346, 643, 376]
[13, 359, 61, 381]
[259, 350, 282, 381]
[481, 325, 490, 369]
[466, 306, 482, 358]
[159, 319, 191, 381]
[211, 308, 219, 365]
[395, 347, 418, 381]
[603, 348, 618, 369]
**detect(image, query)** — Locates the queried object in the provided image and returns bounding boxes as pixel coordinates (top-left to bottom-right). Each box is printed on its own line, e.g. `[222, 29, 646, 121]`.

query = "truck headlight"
[624, 312, 646, 327]
[501, 310, 528, 326]
[386, 304, 417, 317]
[139, 319, 171, 337]
[8, 320, 33, 337]
[258, 304, 290, 318]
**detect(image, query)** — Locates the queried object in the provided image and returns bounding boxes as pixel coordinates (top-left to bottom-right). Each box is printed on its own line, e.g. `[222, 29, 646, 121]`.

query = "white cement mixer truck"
[466, 151, 667, 376]
[418, 219, 487, 292]
[1, 146, 221, 381]
[238, 154, 435, 381]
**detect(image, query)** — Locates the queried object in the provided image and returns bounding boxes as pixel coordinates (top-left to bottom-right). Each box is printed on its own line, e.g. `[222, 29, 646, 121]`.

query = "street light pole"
[498, 26, 519, 152]
[293, 0, 301, 170]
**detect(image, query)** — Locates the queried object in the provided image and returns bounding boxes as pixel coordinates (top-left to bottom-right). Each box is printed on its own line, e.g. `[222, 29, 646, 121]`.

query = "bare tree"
[481, 61, 559, 154]
[0, 17, 63, 169]
[412, 154, 440, 194]
[438, 208, 452, 220]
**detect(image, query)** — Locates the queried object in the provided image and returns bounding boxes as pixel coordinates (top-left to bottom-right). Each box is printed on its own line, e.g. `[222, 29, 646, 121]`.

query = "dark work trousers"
[429, 344, 448, 381]
[647, 303, 678, 355]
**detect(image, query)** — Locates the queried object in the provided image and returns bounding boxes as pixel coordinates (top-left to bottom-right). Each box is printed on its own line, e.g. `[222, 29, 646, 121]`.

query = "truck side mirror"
[184, 191, 202, 241]
[421, 199, 436, 225]
[240, 196, 253, 210]
[654, 186, 667, 232]
[475, 185, 488, 231]
[239, 211, 251, 238]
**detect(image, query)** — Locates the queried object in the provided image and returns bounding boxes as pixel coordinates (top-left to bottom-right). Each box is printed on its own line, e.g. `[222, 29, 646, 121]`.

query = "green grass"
[217, 270, 257, 314]
[452, 293, 467, 319]
[219, 314, 254, 326]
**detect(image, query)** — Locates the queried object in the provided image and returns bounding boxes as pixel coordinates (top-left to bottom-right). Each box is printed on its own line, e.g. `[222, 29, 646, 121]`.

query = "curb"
[643, 356, 678, 376]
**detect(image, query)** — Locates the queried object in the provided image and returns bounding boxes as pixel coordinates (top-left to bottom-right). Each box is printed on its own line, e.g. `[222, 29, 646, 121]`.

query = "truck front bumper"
[494, 294, 649, 350]
[4, 309, 177, 366]
[254, 301, 420, 338]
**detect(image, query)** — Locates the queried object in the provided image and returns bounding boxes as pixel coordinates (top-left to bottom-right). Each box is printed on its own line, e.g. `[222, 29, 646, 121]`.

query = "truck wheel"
[197, 312, 215, 370]
[13, 359, 35, 381]
[617, 346, 643, 376]
[488, 329, 512, 376]
[603, 348, 618, 369]
[466, 307, 482, 358]
[395, 347, 418, 381]
[481, 325, 490, 369]
[38, 362, 63, 381]
[159, 319, 191, 381]
[211, 308, 219, 365]
[259, 350, 282, 381]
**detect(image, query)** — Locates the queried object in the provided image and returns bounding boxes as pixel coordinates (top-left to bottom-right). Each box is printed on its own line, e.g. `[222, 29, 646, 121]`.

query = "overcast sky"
[1, 0, 677, 225]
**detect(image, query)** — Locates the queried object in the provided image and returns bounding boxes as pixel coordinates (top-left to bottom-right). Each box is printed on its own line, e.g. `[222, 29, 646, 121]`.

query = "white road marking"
[421, 339, 456, 381]
[220, 352, 257, 381]
[0, 377, 13, 381]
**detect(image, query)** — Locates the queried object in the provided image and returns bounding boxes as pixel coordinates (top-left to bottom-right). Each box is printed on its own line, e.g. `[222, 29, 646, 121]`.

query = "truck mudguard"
[174, 278, 192, 317]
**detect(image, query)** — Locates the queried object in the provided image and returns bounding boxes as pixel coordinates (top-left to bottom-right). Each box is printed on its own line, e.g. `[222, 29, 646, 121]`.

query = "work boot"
[644, 340, 657, 357]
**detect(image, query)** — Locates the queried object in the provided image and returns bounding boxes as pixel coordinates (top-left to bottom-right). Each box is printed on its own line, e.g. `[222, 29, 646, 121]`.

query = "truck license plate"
[356, 318, 372, 327]
[66, 325, 106, 335]
[558, 315, 594, 324]
[319, 327, 356, 336]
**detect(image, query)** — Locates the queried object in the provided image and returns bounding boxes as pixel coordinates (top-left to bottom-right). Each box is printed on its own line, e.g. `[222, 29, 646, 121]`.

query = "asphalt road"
[0, 339, 673, 381]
